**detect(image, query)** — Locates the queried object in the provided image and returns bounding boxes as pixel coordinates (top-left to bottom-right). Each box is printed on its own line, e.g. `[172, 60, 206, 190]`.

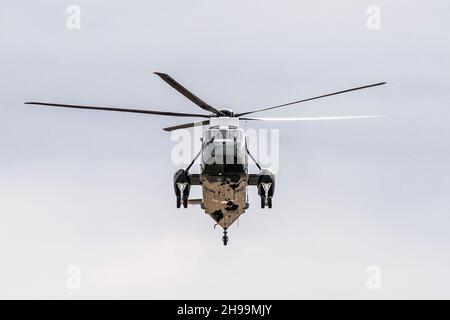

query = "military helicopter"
[26, 72, 386, 245]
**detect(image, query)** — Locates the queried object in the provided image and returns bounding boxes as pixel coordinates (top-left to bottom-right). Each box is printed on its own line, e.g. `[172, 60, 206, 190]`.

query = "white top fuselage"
[208, 117, 240, 128]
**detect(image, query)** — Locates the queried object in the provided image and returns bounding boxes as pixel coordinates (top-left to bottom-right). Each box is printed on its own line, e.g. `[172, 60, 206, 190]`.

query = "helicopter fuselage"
[173, 117, 275, 233]
[200, 118, 248, 229]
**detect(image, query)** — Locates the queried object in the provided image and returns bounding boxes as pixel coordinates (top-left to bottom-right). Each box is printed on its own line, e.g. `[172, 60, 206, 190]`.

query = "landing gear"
[175, 182, 189, 209]
[260, 183, 273, 209]
[261, 196, 273, 208]
[222, 230, 229, 246]
[176, 196, 188, 208]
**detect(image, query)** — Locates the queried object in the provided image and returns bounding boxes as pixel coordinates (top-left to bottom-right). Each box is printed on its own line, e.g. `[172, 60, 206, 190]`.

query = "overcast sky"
[1, 0, 449, 299]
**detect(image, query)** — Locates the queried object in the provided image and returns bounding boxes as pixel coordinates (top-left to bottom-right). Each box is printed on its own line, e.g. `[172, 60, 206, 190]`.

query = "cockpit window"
[202, 128, 247, 174]
[204, 128, 244, 142]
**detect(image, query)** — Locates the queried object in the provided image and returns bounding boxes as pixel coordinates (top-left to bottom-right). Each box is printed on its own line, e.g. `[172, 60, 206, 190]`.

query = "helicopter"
[26, 72, 386, 245]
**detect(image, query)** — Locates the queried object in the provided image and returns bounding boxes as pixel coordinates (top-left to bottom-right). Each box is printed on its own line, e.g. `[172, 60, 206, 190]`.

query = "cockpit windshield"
[202, 127, 247, 175]
[204, 127, 244, 143]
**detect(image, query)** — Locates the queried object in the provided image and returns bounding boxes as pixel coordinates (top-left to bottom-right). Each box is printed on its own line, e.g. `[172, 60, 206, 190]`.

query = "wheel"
[182, 197, 188, 208]
[222, 235, 228, 246]
[267, 197, 272, 209]
[260, 196, 266, 208]
[176, 196, 181, 208]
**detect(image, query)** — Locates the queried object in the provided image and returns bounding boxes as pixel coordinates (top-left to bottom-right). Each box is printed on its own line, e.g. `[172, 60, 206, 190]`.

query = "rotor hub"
[218, 108, 234, 117]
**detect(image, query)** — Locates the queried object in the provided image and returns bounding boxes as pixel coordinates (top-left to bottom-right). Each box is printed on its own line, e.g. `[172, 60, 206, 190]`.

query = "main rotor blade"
[25, 102, 210, 118]
[236, 82, 386, 117]
[154, 72, 224, 116]
[163, 120, 210, 132]
[240, 115, 386, 121]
